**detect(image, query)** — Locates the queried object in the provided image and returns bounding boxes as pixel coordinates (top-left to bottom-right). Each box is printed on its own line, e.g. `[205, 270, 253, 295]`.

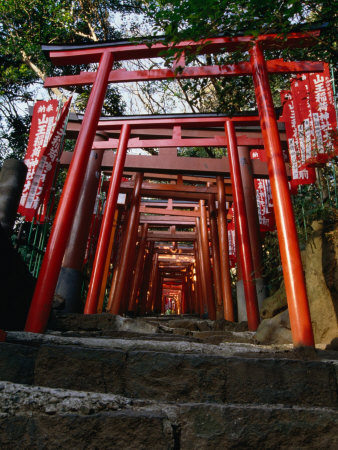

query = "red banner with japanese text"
[36, 97, 72, 222]
[280, 63, 337, 186]
[250, 150, 276, 232]
[280, 90, 316, 189]
[227, 207, 236, 268]
[307, 63, 338, 163]
[18, 98, 71, 221]
[18, 100, 59, 219]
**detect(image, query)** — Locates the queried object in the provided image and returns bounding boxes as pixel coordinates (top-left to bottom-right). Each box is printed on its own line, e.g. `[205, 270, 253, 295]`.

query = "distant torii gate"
[25, 30, 325, 346]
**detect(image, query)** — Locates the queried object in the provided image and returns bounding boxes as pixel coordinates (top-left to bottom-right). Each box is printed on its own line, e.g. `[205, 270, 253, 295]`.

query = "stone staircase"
[0, 313, 337, 449]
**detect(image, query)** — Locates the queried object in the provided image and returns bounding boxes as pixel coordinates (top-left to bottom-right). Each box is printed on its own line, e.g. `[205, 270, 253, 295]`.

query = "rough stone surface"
[323, 223, 338, 316]
[260, 281, 287, 320]
[1, 382, 337, 450]
[255, 310, 292, 345]
[47, 313, 160, 334]
[178, 403, 338, 449]
[1, 334, 338, 408]
[1, 313, 338, 449]
[0, 411, 174, 450]
[304, 221, 338, 344]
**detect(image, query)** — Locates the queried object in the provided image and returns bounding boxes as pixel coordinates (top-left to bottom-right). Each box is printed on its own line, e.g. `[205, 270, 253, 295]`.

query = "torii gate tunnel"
[25, 30, 325, 346]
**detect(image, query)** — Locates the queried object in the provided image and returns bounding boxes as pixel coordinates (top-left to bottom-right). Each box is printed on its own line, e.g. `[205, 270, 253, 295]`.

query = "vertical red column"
[55, 145, 104, 313]
[25, 51, 114, 333]
[84, 123, 131, 314]
[208, 195, 223, 319]
[128, 223, 149, 312]
[225, 121, 260, 331]
[199, 200, 216, 320]
[250, 43, 314, 346]
[216, 176, 234, 321]
[109, 172, 143, 315]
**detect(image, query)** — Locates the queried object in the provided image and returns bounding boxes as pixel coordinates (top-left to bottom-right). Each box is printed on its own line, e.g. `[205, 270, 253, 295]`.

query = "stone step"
[1, 333, 337, 408]
[1, 381, 337, 449]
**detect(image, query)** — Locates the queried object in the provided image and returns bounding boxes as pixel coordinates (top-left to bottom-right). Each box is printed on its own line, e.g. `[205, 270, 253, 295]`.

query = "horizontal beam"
[92, 135, 262, 148]
[140, 215, 196, 225]
[146, 231, 196, 241]
[66, 121, 283, 144]
[140, 207, 200, 217]
[44, 60, 323, 87]
[44, 31, 321, 65]
[96, 116, 260, 129]
[120, 180, 230, 196]
[60, 149, 287, 178]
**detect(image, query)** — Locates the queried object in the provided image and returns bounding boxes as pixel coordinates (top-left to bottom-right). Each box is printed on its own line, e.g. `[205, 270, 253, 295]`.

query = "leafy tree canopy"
[0, 0, 141, 165]
[143, 0, 337, 63]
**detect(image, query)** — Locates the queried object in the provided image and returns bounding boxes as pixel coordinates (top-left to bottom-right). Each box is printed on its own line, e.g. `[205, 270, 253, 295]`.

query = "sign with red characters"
[250, 150, 276, 233]
[307, 64, 338, 163]
[18, 98, 71, 221]
[18, 100, 59, 219]
[280, 63, 337, 189]
[227, 207, 236, 268]
[280, 90, 316, 189]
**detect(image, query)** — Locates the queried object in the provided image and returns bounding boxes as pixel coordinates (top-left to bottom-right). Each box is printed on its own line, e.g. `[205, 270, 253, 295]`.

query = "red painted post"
[25, 51, 114, 333]
[84, 123, 131, 314]
[250, 43, 314, 346]
[139, 242, 154, 315]
[216, 176, 234, 321]
[109, 172, 143, 315]
[193, 244, 202, 315]
[195, 218, 207, 316]
[55, 147, 104, 313]
[128, 223, 149, 312]
[225, 121, 260, 330]
[199, 200, 216, 320]
[208, 194, 223, 319]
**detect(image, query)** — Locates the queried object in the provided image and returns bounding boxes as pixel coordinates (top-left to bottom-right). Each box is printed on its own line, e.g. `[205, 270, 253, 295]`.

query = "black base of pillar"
[54, 267, 84, 313]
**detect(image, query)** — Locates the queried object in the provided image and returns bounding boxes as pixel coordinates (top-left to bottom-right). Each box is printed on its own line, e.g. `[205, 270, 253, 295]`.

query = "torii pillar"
[236, 145, 266, 321]
[25, 51, 114, 333]
[250, 43, 314, 346]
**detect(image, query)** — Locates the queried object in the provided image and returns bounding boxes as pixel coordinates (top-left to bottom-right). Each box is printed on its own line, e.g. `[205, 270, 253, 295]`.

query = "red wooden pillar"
[55, 144, 104, 313]
[199, 200, 216, 320]
[153, 271, 162, 314]
[192, 245, 201, 315]
[250, 43, 314, 346]
[109, 172, 143, 315]
[128, 223, 149, 312]
[25, 51, 114, 333]
[97, 209, 120, 313]
[216, 176, 234, 321]
[225, 121, 260, 331]
[148, 252, 159, 313]
[195, 218, 207, 316]
[208, 194, 223, 319]
[238, 145, 266, 318]
[139, 242, 154, 316]
[84, 123, 131, 314]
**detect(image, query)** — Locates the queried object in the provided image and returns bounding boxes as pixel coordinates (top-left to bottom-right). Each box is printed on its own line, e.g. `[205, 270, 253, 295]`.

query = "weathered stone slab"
[124, 351, 228, 403]
[0, 411, 174, 450]
[34, 344, 126, 395]
[0, 343, 37, 385]
[1, 338, 337, 408]
[178, 403, 338, 449]
[225, 357, 338, 407]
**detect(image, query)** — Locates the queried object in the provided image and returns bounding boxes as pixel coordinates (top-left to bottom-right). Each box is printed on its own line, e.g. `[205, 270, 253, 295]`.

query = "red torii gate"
[25, 30, 324, 346]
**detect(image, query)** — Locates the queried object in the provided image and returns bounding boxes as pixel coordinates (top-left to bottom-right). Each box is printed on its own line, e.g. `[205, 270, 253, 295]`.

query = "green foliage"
[0, 0, 141, 166]
[144, 0, 337, 64]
